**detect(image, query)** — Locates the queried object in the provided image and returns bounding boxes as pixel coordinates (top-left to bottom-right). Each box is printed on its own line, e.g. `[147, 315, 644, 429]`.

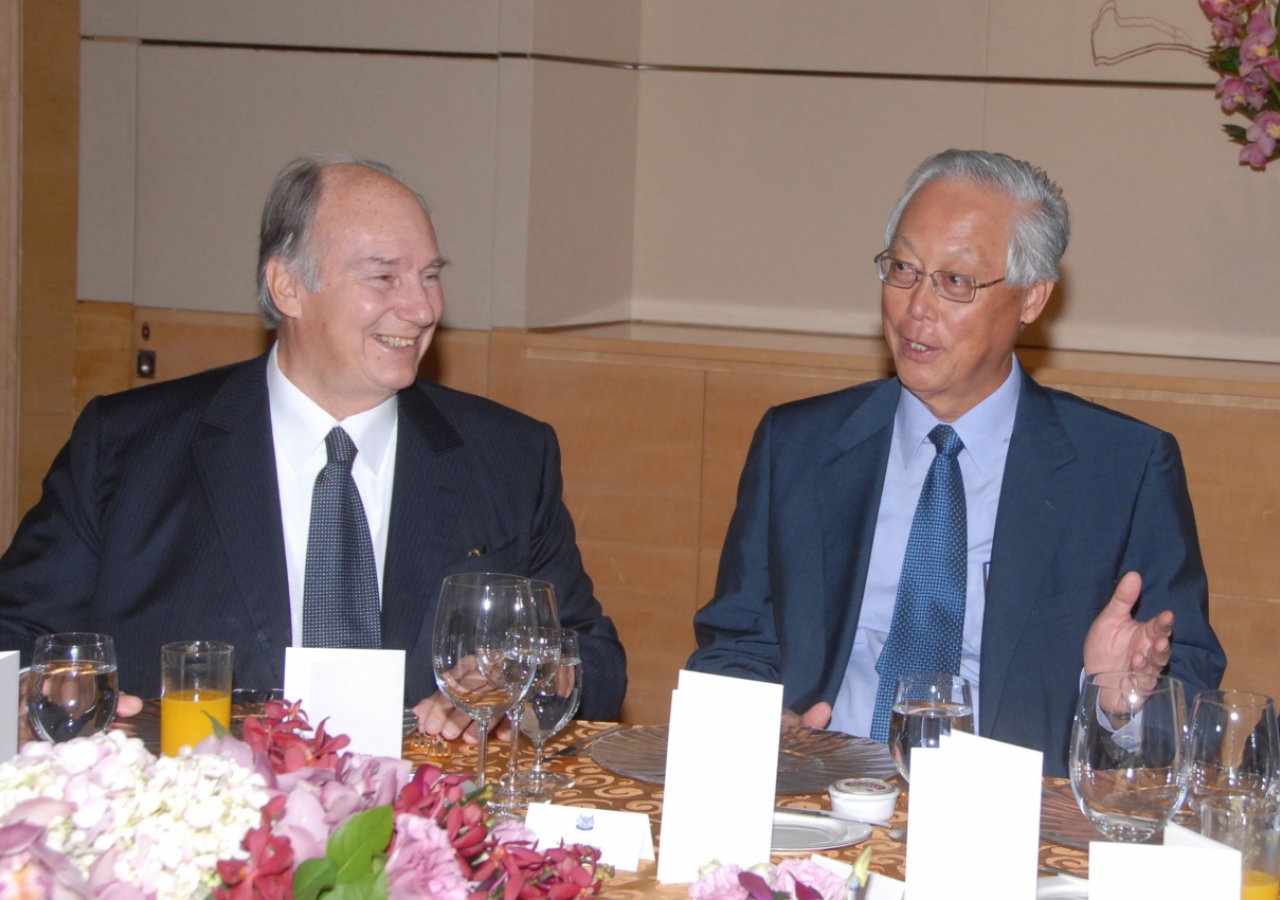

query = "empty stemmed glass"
[1186, 689, 1279, 810]
[432, 573, 537, 789]
[517, 628, 583, 795]
[491, 580, 560, 814]
[1070, 671, 1187, 842]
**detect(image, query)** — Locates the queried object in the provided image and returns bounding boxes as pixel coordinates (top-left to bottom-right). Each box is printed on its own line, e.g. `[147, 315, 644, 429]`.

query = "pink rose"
[384, 814, 471, 900]
[773, 859, 849, 900]
[688, 864, 749, 900]
[0, 823, 93, 900]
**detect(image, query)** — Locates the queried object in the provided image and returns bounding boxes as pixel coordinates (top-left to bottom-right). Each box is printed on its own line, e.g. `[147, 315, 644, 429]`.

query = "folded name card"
[809, 854, 903, 900]
[0, 653, 17, 760]
[656, 670, 783, 884]
[524, 802, 654, 871]
[907, 730, 1042, 900]
[1090, 834, 1240, 900]
[284, 647, 405, 758]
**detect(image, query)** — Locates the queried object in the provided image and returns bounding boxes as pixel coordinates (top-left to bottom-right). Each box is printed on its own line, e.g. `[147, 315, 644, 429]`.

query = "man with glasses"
[687, 149, 1224, 776]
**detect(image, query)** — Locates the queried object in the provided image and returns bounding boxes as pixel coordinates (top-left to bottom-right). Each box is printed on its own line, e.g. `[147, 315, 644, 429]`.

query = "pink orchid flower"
[1247, 108, 1280, 151]
[1239, 21, 1280, 75]
[1212, 15, 1241, 45]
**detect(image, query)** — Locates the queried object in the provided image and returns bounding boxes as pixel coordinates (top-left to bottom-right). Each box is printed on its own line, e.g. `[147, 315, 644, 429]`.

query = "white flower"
[0, 731, 269, 900]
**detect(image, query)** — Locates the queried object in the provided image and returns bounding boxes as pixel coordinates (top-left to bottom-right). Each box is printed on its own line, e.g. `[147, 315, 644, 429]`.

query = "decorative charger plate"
[590, 725, 897, 794]
[770, 809, 872, 853]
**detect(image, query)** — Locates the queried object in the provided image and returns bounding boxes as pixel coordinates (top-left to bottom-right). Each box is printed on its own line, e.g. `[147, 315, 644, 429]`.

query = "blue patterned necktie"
[870, 424, 967, 743]
[302, 427, 382, 649]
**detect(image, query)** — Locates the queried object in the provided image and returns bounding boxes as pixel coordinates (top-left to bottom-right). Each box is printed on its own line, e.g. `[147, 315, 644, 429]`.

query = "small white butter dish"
[829, 777, 900, 823]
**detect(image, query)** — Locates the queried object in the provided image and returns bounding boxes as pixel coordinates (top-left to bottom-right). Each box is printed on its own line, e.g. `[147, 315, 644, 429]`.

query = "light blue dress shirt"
[828, 359, 1023, 738]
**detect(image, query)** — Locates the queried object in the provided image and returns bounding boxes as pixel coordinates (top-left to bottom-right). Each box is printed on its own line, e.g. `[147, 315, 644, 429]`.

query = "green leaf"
[1224, 123, 1249, 142]
[325, 871, 387, 900]
[293, 857, 340, 900]
[202, 712, 230, 739]
[326, 806, 394, 884]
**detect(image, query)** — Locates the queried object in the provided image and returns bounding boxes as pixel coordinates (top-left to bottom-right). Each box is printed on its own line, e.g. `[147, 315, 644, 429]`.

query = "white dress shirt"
[828, 359, 1023, 737]
[266, 345, 399, 646]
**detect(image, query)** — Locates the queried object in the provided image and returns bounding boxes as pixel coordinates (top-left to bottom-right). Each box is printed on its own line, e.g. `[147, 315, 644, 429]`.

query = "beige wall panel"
[491, 58, 532, 330]
[78, 38, 135, 303]
[1211, 595, 1280, 700]
[631, 71, 984, 337]
[700, 369, 871, 549]
[130, 307, 271, 386]
[84, 0, 500, 53]
[418, 328, 490, 398]
[638, 0, 988, 75]
[525, 60, 638, 328]
[532, 0, 640, 62]
[987, 0, 1212, 84]
[499, 0, 532, 53]
[984, 82, 1280, 364]
[515, 356, 704, 547]
[578, 538, 697, 724]
[73, 300, 133, 411]
[133, 46, 498, 328]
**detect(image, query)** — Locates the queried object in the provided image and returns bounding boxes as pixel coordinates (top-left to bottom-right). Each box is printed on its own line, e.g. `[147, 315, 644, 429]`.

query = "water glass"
[26, 632, 119, 743]
[888, 673, 974, 781]
[1070, 671, 1186, 842]
[516, 629, 583, 795]
[1187, 690, 1279, 810]
[1200, 795, 1280, 899]
[161, 640, 233, 756]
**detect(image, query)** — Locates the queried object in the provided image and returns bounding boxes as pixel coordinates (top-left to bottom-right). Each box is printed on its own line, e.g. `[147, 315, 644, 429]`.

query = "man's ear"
[264, 257, 303, 320]
[1020, 279, 1054, 326]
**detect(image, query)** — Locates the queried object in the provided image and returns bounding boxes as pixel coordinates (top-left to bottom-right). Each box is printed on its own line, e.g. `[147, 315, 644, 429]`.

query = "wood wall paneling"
[0, 0, 18, 542]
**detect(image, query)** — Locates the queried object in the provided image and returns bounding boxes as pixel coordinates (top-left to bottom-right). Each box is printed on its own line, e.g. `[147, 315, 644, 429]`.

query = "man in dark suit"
[0, 154, 626, 734]
[687, 149, 1225, 775]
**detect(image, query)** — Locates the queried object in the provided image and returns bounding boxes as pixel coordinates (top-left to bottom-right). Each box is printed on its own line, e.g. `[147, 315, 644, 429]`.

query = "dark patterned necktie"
[870, 424, 967, 743]
[302, 426, 381, 648]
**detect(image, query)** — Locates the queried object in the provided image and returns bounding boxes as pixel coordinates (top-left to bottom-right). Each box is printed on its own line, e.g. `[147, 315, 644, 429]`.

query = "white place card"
[808, 855, 903, 900]
[656, 670, 783, 884]
[524, 802, 654, 871]
[907, 730, 1042, 899]
[1090, 837, 1240, 900]
[283, 647, 405, 758]
[0, 653, 17, 760]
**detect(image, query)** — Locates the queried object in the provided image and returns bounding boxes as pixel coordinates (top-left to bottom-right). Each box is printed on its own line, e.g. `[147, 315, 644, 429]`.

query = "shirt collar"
[894, 356, 1023, 478]
[266, 344, 398, 476]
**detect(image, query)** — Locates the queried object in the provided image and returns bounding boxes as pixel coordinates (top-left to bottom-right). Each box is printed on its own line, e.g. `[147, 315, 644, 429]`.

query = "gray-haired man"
[688, 149, 1225, 775]
[0, 154, 627, 736]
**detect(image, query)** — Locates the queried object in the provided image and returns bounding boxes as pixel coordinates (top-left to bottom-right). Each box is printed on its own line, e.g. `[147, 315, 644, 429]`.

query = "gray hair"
[256, 152, 432, 328]
[883, 149, 1069, 289]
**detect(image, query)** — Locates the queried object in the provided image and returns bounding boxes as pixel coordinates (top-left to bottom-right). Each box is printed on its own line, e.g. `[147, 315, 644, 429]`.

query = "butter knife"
[544, 724, 623, 760]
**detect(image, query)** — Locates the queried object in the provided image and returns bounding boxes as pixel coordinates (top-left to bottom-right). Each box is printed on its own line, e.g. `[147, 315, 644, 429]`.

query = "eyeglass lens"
[877, 256, 976, 302]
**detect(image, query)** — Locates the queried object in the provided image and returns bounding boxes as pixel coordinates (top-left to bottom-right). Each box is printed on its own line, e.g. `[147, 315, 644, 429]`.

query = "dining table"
[401, 720, 1096, 897]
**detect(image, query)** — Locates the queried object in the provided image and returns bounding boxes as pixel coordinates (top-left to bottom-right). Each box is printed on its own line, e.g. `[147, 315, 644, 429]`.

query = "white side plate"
[771, 809, 872, 853]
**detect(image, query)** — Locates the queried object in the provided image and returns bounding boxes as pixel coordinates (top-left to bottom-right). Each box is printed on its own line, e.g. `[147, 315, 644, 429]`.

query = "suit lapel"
[816, 380, 898, 701]
[979, 370, 1077, 735]
[380, 384, 470, 657]
[191, 355, 291, 683]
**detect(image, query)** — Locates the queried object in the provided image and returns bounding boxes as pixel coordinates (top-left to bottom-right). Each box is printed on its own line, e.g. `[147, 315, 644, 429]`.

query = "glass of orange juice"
[1201, 795, 1280, 900]
[160, 641, 232, 756]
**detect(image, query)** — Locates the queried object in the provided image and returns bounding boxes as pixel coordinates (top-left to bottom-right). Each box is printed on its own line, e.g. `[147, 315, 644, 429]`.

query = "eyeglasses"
[874, 252, 1005, 304]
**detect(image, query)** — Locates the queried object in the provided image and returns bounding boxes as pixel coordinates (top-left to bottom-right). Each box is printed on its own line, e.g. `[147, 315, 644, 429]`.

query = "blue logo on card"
[575, 814, 595, 831]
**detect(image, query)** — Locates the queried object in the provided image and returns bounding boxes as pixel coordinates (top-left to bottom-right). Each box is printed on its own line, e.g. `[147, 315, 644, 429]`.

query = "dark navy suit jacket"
[688, 368, 1225, 776]
[0, 353, 627, 718]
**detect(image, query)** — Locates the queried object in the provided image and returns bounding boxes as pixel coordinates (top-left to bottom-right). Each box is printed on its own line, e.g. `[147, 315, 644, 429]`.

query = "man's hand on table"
[781, 701, 832, 735]
[412, 692, 511, 745]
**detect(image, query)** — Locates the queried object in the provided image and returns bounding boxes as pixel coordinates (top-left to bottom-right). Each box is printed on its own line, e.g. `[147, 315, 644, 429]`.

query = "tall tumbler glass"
[1070, 671, 1186, 842]
[160, 640, 233, 756]
[1200, 795, 1280, 900]
[26, 632, 118, 742]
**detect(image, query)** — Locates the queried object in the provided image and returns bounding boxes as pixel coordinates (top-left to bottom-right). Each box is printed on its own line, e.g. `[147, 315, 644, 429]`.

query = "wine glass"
[26, 632, 119, 742]
[516, 629, 583, 795]
[491, 580, 560, 813]
[432, 573, 536, 788]
[1070, 671, 1187, 842]
[1186, 690, 1279, 811]
[887, 673, 974, 781]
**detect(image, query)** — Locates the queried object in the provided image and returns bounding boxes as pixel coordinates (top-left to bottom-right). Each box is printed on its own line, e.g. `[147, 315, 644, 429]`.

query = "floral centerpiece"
[1201, 0, 1280, 168]
[688, 847, 872, 900]
[0, 701, 610, 900]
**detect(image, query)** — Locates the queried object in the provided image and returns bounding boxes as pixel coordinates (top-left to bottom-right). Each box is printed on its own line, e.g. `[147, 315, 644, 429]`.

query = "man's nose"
[905, 275, 939, 319]
[397, 279, 440, 326]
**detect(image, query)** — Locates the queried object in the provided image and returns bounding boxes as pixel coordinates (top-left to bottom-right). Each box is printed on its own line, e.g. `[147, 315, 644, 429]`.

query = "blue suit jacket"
[689, 368, 1225, 776]
[0, 353, 627, 717]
